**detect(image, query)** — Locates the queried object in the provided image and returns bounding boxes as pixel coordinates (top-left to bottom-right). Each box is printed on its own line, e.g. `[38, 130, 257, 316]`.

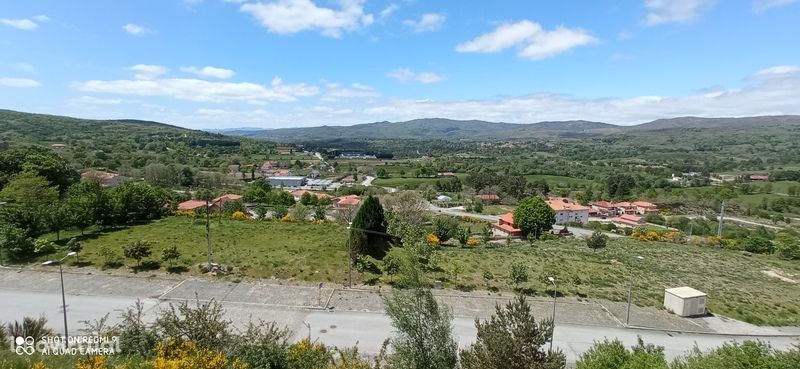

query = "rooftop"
[665, 286, 707, 299]
[547, 199, 591, 211]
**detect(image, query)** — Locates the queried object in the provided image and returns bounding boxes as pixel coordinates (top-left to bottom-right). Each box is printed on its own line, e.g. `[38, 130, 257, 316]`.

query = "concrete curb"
[624, 324, 800, 338]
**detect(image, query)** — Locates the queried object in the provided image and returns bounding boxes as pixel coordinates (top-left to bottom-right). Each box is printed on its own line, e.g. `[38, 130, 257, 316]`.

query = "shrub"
[426, 233, 441, 246]
[509, 262, 528, 288]
[742, 236, 773, 254]
[6, 316, 54, 342]
[460, 296, 565, 369]
[433, 216, 460, 242]
[586, 231, 608, 252]
[123, 240, 152, 268]
[288, 339, 331, 369]
[33, 238, 56, 255]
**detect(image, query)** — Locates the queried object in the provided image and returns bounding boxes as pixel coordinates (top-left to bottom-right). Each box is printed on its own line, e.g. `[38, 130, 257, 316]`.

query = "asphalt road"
[424, 203, 620, 238]
[2, 274, 797, 364]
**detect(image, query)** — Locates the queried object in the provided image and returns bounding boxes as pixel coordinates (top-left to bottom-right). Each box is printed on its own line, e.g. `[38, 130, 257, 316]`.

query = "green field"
[524, 174, 593, 187]
[66, 217, 350, 282]
[37, 216, 800, 326]
[373, 174, 467, 189]
[434, 238, 800, 326]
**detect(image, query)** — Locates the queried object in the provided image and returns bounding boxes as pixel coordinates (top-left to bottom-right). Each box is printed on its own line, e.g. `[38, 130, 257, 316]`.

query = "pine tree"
[350, 195, 389, 259]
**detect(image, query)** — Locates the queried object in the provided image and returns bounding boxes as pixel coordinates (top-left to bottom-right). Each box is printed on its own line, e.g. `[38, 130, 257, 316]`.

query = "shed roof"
[665, 286, 707, 299]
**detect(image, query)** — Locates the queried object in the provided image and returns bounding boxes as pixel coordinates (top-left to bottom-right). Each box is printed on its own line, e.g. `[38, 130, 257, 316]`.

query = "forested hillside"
[0, 109, 276, 171]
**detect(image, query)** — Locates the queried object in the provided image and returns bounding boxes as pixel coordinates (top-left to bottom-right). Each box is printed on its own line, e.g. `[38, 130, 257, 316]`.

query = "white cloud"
[456, 20, 597, 60]
[402, 13, 445, 33]
[180, 66, 236, 79]
[358, 65, 800, 125]
[32, 15, 50, 22]
[67, 96, 132, 105]
[754, 0, 798, 12]
[643, 0, 715, 26]
[239, 0, 373, 38]
[322, 82, 380, 101]
[387, 68, 444, 84]
[380, 4, 399, 18]
[0, 18, 39, 30]
[0, 77, 41, 88]
[15, 62, 35, 73]
[123, 23, 153, 36]
[131, 64, 168, 80]
[74, 67, 318, 103]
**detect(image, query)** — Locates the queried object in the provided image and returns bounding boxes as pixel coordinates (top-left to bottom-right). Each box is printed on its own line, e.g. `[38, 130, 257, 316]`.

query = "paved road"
[424, 203, 620, 238]
[4, 288, 798, 363]
[360, 175, 375, 187]
[2, 269, 797, 364]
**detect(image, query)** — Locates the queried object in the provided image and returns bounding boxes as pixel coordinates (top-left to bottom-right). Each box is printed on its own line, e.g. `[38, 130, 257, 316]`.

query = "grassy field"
[64, 217, 350, 282]
[433, 238, 800, 326]
[482, 204, 516, 215]
[524, 174, 593, 187]
[372, 174, 467, 189]
[36, 217, 800, 326]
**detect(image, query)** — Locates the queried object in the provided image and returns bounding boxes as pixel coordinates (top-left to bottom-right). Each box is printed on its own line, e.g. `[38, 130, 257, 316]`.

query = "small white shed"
[664, 287, 707, 317]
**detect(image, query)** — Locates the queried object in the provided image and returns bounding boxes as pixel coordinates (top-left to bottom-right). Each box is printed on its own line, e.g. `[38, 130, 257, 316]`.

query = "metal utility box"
[664, 287, 707, 317]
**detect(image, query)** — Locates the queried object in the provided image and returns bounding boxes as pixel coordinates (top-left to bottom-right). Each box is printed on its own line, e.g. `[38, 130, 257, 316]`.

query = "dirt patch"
[762, 269, 798, 284]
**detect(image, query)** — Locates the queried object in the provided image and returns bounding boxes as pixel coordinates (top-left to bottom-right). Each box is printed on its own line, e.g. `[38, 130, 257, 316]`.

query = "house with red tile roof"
[547, 198, 591, 224]
[335, 195, 361, 209]
[632, 201, 658, 214]
[177, 200, 206, 211]
[612, 214, 646, 227]
[213, 194, 242, 205]
[493, 212, 523, 238]
[590, 201, 617, 215]
[749, 174, 769, 181]
[477, 194, 501, 203]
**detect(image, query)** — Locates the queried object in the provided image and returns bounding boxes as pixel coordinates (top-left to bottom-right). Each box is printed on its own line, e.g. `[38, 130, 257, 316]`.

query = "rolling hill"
[242, 118, 621, 141]
[236, 115, 800, 142]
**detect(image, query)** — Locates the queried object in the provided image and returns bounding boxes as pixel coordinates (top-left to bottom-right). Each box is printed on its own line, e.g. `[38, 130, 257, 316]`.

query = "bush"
[460, 295, 565, 369]
[33, 238, 56, 255]
[433, 216, 460, 242]
[586, 231, 608, 252]
[509, 262, 528, 288]
[742, 236, 773, 254]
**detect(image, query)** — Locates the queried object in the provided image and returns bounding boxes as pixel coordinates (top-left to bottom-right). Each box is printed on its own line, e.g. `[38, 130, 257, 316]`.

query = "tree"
[586, 231, 608, 252]
[0, 225, 34, 261]
[67, 180, 111, 234]
[513, 197, 556, 238]
[384, 288, 458, 369]
[742, 236, 773, 254]
[290, 203, 310, 221]
[606, 174, 636, 199]
[460, 296, 566, 369]
[109, 182, 166, 224]
[466, 170, 499, 192]
[774, 233, 800, 260]
[509, 262, 528, 289]
[576, 338, 668, 369]
[433, 216, 460, 242]
[179, 166, 195, 187]
[376, 167, 389, 178]
[66, 238, 83, 262]
[162, 245, 181, 267]
[0, 172, 59, 237]
[123, 240, 152, 268]
[456, 227, 470, 247]
[350, 195, 389, 260]
[300, 191, 316, 206]
[530, 179, 550, 197]
[314, 205, 328, 221]
[500, 175, 527, 199]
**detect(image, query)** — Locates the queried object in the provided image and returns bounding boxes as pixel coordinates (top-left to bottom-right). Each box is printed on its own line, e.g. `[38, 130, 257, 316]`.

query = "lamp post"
[626, 255, 644, 326]
[42, 252, 77, 344]
[548, 276, 557, 352]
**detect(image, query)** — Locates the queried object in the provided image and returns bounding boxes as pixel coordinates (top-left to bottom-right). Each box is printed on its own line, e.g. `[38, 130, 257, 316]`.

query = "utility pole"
[347, 222, 353, 288]
[717, 201, 725, 237]
[206, 198, 212, 270]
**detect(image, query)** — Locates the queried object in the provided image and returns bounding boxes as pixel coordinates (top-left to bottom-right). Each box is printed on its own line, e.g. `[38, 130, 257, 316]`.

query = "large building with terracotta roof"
[546, 198, 590, 224]
[612, 214, 646, 227]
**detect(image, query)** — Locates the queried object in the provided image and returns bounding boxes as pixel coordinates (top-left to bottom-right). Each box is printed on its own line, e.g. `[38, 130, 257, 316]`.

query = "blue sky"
[1, 0, 800, 128]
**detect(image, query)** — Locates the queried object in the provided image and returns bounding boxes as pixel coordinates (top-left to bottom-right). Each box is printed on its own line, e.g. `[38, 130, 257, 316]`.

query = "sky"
[1, 0, 800, 129]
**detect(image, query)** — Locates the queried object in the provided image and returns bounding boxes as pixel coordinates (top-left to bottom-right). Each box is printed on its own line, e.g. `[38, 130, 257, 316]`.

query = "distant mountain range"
[233, 115, 800, 142]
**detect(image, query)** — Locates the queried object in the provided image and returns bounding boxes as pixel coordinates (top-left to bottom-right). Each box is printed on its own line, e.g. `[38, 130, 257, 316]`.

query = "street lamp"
[625, 255, 644, 326]
[547, 276, 557, 352]
[42, 251, 77, 344]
